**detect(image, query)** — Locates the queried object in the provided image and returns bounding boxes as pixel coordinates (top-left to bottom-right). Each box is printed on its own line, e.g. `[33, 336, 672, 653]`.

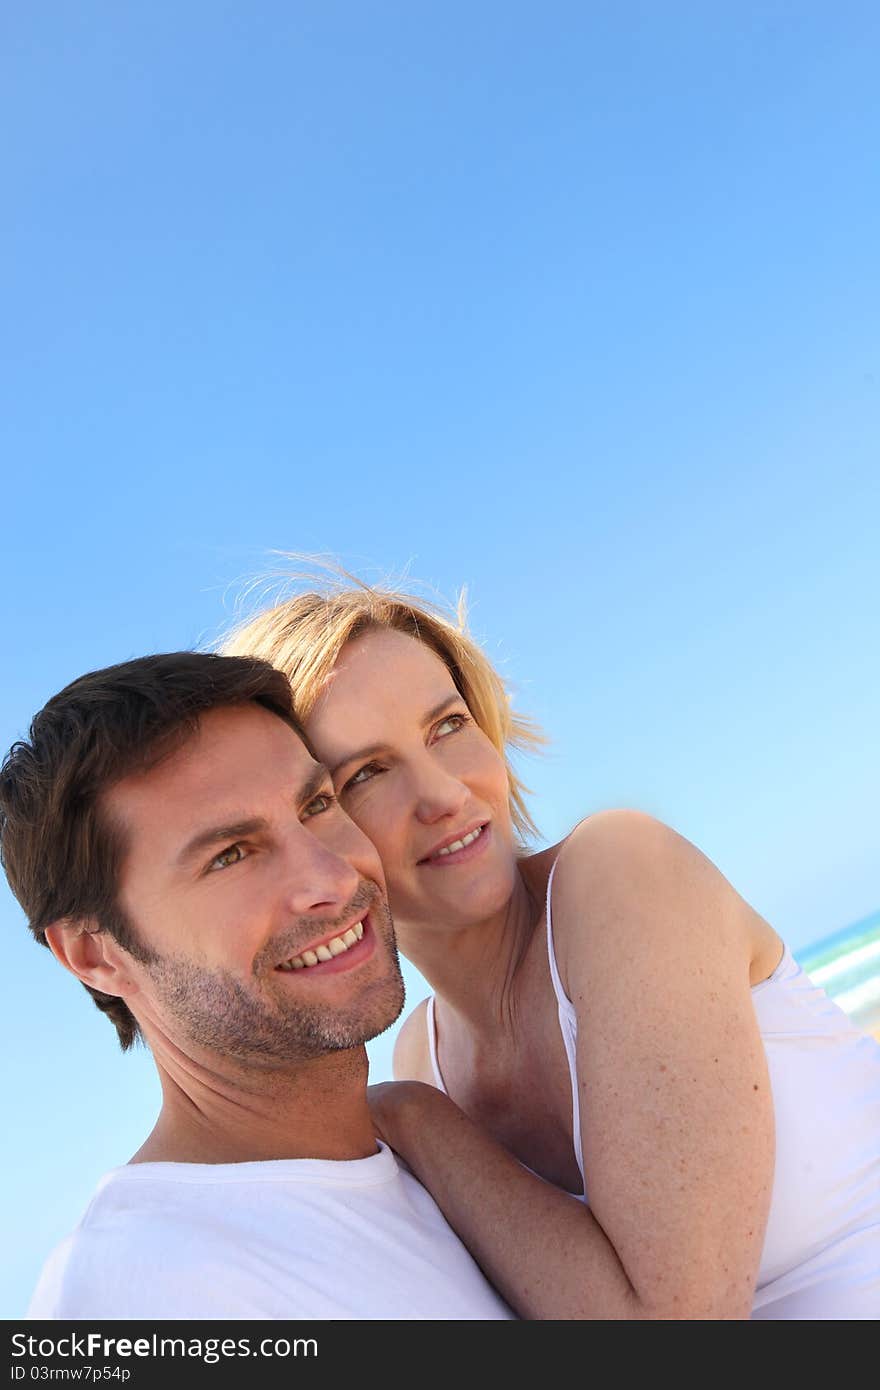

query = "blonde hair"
[221, 570, 543, 843]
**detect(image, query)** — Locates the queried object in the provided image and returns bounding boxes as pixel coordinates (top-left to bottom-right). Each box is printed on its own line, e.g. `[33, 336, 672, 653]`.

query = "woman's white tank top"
[425, 859, 880, 1318]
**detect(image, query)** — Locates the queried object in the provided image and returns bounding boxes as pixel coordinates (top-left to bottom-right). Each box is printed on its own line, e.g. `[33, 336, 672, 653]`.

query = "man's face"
[103, 702, 404, 1067]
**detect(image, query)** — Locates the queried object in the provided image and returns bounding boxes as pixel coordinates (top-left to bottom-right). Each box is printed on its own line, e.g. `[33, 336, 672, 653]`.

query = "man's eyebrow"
[175, 764, 334, 867]
[330, 695, 463, 776]
[176, 818, 270, 868]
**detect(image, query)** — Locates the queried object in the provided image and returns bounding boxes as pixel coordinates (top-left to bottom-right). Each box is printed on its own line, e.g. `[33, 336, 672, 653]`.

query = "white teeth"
[278, 922, 366, 972]
[435, 826, 483, 857]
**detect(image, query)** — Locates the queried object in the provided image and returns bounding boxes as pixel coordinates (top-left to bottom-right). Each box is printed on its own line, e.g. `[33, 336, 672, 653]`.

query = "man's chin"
[142, 943, 406, 1069]
[311, 973, 406, 1054]
[355, 978, 407, 1045]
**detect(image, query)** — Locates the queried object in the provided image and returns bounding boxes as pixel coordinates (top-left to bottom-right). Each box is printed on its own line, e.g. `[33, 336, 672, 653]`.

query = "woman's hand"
[370, 1076, 624, 1320]
[367, 1079, 447, 1154]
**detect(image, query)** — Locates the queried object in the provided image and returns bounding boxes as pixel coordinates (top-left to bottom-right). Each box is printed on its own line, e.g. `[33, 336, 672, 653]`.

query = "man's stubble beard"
[122, 885, 406, 1067]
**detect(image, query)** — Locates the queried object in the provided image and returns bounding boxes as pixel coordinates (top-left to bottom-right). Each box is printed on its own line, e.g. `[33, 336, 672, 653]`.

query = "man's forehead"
[105, 702, 320, 825]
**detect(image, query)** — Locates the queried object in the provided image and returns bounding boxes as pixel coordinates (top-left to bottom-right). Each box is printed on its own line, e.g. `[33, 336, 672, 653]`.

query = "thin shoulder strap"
[545, 859, 569, 1005]
[425, 996, 449, 1095]
[546, 857, 587, 1195]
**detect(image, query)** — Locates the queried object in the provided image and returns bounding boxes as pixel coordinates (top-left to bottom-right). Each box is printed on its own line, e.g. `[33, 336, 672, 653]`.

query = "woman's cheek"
[334, 812, 386, 882]
[346, 789, 398, 862]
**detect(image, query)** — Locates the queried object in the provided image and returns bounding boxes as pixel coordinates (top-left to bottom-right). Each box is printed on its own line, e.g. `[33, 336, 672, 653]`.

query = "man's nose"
[279, 829, 362, 917]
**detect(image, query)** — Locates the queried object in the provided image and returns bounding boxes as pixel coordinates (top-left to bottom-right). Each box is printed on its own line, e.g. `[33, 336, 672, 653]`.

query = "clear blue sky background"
[2, 2, 878, 1316]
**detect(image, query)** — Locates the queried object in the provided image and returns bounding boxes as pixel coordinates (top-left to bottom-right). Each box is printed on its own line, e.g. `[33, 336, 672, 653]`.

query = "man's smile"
[275, 916, 374, 974]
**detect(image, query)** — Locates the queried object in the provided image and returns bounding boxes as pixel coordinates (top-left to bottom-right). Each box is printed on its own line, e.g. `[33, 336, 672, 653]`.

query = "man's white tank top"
[426, 858, 880, 1318]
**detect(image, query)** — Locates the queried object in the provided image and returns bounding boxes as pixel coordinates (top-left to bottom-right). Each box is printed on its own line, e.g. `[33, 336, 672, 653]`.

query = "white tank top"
[426, 859, 880, 1318]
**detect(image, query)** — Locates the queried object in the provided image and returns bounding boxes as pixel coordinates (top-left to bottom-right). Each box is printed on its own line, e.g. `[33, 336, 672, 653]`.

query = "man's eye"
[208, 844, 246, 872]
[304, 791, 336, 817]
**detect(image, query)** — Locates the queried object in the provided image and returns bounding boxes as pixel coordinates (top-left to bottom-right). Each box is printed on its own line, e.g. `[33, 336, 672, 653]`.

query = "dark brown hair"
[0, 652, 301, 1050]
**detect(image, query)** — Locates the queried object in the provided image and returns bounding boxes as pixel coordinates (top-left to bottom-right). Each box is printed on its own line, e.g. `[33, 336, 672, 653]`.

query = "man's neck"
[130, 1043, 377, 1165]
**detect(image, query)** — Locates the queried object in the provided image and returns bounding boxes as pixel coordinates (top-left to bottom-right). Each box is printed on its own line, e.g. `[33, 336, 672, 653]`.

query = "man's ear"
[44, 919, 140, 1001]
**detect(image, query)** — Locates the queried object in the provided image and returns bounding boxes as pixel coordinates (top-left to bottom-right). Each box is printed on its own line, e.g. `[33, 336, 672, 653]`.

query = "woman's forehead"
[309, 628, 458, 736]
[337, 626, 453, 691]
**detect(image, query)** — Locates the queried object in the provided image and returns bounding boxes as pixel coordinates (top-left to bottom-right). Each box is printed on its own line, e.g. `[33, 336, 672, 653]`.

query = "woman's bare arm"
[370, 811, 774, 1320]
[369, 1080, 642, 1318]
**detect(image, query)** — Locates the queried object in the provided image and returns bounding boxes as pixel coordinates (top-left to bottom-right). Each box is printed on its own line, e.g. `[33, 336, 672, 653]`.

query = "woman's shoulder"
[554, 808, 715, 881]
[549, 809, 762, 960]
[517, 811, 672, 921]
[392, 997, 435, 1083]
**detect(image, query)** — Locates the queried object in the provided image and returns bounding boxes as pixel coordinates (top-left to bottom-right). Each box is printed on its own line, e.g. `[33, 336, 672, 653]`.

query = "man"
[1, 652, 511, 1320]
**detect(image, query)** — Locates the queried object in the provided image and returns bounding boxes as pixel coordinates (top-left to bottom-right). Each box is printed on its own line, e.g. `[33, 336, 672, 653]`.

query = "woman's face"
[305, 627, 520, 938]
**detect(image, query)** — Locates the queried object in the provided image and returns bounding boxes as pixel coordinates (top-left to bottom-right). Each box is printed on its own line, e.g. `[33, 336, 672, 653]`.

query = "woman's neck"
[399, 860, 544, 1037]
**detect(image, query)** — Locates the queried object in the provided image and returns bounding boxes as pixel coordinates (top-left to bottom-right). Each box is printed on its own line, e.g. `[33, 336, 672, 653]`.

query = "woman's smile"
[417, 821, 492, 868]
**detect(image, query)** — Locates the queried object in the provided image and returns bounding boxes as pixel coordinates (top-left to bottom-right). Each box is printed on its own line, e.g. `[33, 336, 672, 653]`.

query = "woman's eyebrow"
[330, 696, 462, 777]
[330, 744, 384, 778]
[422, 695, 462, 725]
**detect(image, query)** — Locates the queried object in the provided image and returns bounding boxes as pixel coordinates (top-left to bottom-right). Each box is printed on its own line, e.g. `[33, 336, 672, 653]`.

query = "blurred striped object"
[798, 909, 880, 1041]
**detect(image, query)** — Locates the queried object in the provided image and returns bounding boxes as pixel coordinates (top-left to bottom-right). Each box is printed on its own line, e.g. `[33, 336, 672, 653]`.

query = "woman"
[223, 579, 880, 1319]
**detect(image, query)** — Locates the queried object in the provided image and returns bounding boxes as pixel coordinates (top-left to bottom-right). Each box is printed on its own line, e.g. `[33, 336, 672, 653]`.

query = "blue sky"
[2, 2, 878, 1316]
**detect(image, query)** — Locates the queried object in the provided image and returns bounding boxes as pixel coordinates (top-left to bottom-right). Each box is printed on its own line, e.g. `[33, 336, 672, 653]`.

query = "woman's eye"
[344, 762, 382, 791]
[208, 844, 246, 873]
[435, 713, 468, 737]
[304, 791, 336, 817]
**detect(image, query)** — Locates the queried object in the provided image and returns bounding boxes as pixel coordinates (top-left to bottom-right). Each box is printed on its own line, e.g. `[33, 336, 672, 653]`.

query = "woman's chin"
[398, 873, 519, 937]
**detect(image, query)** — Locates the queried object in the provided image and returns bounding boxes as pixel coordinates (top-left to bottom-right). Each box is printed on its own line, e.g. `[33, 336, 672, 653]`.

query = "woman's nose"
[412, 760, 469, 825]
